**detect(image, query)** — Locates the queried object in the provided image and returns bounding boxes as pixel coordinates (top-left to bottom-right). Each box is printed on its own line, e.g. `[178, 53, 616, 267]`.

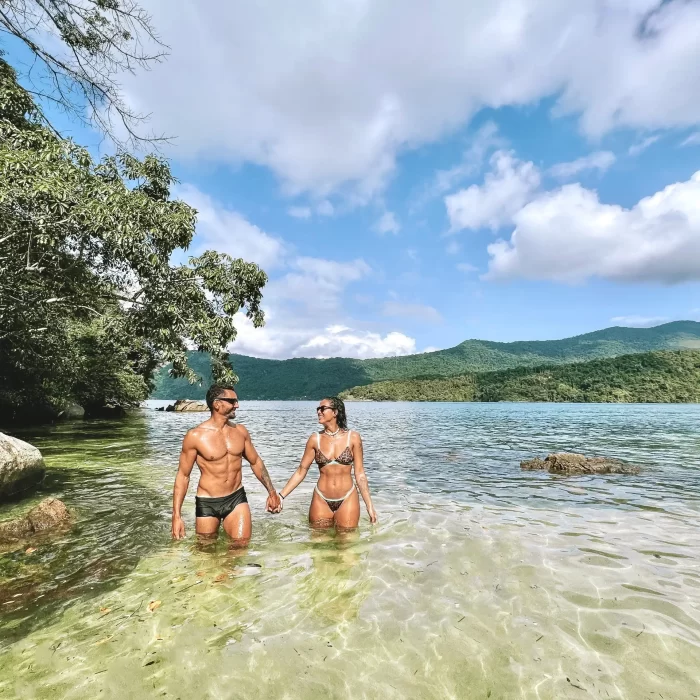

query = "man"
[171, 384, 281, 546]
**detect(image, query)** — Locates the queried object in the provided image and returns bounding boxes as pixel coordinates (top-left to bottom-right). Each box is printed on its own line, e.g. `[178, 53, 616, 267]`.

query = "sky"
[8, 0, 700, 359]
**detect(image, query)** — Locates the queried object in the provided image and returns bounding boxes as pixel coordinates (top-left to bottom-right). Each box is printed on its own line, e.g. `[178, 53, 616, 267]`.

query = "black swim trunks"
[195, 487, 248, 520]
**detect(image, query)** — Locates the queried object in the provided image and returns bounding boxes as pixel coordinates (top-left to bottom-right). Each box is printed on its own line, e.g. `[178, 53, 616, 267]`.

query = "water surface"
[1, 402, 699, 699]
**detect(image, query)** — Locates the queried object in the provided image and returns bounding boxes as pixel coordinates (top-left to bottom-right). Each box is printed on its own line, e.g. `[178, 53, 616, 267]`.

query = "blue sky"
[8, 1, 700, 359]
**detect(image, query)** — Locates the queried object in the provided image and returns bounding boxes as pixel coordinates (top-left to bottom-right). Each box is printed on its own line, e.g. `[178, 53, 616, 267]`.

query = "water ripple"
[0, 402, 699, 699]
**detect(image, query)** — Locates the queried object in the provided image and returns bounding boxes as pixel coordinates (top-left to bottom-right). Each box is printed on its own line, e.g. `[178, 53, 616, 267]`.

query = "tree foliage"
[0, 0, 166, 146]
[0, 58, 266, 421]
[339, 350, 700, 404]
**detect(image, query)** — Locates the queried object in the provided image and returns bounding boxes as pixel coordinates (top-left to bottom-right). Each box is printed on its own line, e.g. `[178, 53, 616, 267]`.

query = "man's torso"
[191, 421, 246, 497]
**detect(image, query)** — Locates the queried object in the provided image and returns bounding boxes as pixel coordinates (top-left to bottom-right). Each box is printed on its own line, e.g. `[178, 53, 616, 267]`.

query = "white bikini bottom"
[314, 484, 356, 512]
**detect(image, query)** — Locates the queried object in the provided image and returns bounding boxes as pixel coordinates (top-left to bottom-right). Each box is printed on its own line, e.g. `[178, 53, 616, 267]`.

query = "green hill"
[150, 321, 700, 400]
[339, 350, 700, 403]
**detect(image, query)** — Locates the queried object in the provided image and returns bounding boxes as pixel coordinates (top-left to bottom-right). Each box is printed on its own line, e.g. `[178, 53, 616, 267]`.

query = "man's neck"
[209, 412, 231, 429]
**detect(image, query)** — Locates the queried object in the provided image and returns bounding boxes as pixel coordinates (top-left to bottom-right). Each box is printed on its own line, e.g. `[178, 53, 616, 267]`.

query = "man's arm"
[172, 431, 198, 539]
[241, 426, 280, 512]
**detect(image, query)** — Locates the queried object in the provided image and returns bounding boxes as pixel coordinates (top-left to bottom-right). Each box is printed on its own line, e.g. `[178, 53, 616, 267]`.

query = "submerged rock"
[58, 403, 85, 420]
[521, 453, 640, 475]
[0, 498, 71, 543]
[0, 433, 46, 501]
[172, 400, 208, 412]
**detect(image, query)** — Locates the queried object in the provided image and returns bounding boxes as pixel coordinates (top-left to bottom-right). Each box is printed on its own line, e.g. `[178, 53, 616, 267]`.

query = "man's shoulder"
[227, 421, 250, 437]
[186, 421, 216, 438]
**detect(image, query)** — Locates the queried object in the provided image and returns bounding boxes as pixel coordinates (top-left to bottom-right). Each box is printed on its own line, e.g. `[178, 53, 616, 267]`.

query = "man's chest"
[201, 428, 244, 460]
[222, 428, 245, 456]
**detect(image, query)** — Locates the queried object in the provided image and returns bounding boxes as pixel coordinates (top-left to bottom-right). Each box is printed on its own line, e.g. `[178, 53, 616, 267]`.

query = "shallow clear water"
[1, 402, 700, 699]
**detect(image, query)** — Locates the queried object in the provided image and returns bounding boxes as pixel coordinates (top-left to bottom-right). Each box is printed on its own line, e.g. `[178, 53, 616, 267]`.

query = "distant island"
[339, 350, 700, 403]
[150, 321, 700, 401]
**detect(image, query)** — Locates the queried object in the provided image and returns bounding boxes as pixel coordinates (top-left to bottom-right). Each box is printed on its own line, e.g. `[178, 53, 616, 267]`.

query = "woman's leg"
[309, 489, 335, 528]
[333, 490, 360, 530]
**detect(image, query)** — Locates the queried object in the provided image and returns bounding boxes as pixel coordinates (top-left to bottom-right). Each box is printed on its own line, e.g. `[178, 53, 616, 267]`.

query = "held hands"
[172, 515, 185, 540]
[266, 491, 283, 514]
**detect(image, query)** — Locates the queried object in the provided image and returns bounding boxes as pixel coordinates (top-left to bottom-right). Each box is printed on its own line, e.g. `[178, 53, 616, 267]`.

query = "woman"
[278, 396, 377, 528]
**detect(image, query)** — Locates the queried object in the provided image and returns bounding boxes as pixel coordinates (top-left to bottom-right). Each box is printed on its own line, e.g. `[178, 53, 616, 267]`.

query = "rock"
[164, 404, 175, 412]
[88, 405, 126, 418]
[26, 497, 70, 533]
[0, 498, 71, 543]
[155, 407, 165, 412]
[520, 452, 640, 475]
[172, 399, 208, 412]
[0, 514, 33, 541]
[0, 433, 46, 501]
[58, 403, 85, 420]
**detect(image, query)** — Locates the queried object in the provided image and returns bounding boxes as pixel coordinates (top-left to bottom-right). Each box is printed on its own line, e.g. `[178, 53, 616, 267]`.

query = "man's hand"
[368, 507, 378, 524]
[172, 515, 186, 539]
[266, 492, 282, 514]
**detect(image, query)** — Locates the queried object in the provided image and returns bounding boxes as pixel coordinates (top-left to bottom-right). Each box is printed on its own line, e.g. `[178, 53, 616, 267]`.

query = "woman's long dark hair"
[323, 396, 348, 430]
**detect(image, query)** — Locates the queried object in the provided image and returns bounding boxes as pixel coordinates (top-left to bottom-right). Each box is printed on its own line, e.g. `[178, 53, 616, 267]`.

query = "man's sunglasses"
[217, 397, 239, 406]
[316, 406, 333, 413]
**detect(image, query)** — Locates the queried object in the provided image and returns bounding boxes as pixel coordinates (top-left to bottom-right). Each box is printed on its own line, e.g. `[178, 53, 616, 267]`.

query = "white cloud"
[121, 0, 700, 198]
[383, 301, 443, 323]
[681, 132, 700, 147]
[227, 257, 418, 358]
[628, 135, 660, 156]
[269, 256, 371, 313]
[549, 151, 616, 178]
[417, 122, 506, 206]
[457, 263, 478, 273]
[300, 330, 416, 359]
[422, 346, 441, 353]
[288, 206, 312, 219]
[486, 171, 700, 284]
[316, 200, 335, 216]
[446, 241, 461, 255]
[288, 200, 335, 219]
[610, 315, 669, 328]
[445, 151, 540, 232]
[179, 184, 287, 269]
[375, 211, 400, 235]
[230, 313, 416, 359]
[174, 185, 413, 360]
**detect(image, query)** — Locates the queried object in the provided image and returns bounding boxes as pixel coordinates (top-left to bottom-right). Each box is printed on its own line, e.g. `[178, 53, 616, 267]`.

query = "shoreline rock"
[0, 433, 46, 501]
[0, 497, 71, 543]
[171, 399, 208, 412]
[521, 452, 640, 475]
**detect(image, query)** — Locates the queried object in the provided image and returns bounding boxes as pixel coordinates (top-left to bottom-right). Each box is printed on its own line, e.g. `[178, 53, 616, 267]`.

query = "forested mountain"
[339, 350, 700, 403]
[150, 322, 700, 400]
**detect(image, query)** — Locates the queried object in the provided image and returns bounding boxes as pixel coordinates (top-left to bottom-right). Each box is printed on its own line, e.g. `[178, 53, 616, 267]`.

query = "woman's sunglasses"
[316, 406, 333, 413]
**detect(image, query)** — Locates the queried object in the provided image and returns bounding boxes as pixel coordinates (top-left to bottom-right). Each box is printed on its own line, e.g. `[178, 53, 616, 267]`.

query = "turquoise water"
[1, 402, 699, 699]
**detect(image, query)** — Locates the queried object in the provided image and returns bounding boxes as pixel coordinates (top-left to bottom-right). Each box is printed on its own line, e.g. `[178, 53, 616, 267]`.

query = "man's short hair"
[206, 384, 236, 410]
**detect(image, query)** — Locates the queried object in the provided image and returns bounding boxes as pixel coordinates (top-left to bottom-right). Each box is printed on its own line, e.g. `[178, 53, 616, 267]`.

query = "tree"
[0, 0, 166, 147]
[0, 58, 267, 421]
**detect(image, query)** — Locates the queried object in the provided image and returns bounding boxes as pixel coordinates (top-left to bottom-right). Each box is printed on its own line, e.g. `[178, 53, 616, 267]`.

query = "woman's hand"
[368, 507, 378, 524]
